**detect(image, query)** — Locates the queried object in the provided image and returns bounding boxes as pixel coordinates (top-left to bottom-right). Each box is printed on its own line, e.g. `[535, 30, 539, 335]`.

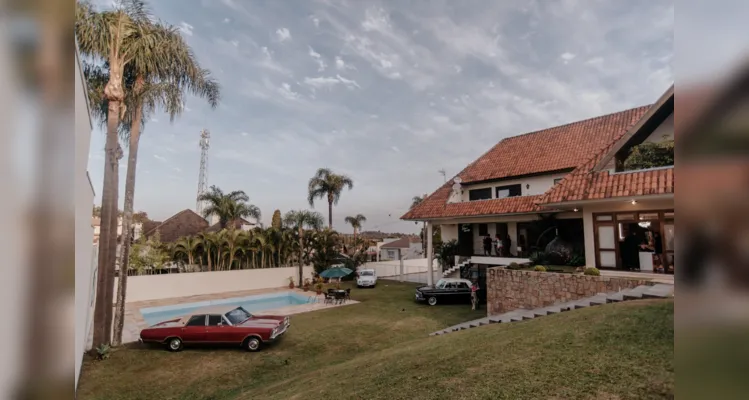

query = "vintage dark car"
[139, 305, 290, 352]
[414, 278, 473, 306]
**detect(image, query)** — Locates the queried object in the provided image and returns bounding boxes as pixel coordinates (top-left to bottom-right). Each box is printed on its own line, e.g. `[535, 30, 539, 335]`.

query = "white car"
[357, 269, 377, 288]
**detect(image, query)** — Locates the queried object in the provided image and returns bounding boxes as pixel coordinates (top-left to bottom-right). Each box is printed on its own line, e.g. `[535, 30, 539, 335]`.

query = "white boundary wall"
[361, 258, 430, 277]
[115, 266, 315, 303]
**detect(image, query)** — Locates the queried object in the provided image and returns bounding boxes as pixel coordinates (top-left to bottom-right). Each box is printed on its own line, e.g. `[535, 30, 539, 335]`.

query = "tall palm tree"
[199, 185, 261, 229]
[344, 214, 367, 239]
[76, 0, 157, 350]
[195, 232, 215, 271]
[222, 229, 246, 270]
[307, 168, 354, 229]
[284, 210, 324, 284]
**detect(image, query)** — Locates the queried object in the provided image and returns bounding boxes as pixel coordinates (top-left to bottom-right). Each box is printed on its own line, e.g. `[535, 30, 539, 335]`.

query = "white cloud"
[308, 46, 327, 71]
[151, 118, 159, 123]
[179, 21, 194, 36]
[362, 8, 391, 32]
[303, 75, 360, 90]
[223, 18, 230, 23]
[278, 82, 300, 100]
[391, 146, 400, 153]
[276, 27, 291, 42]
[336, 74, 360, 89]
[230, 40, 239, 47]
[184, 106, 192, 112]
[154, 154, 167, 162]
[560, 52, 576, 63]
[241, 131, 249, 137]
[335, 56, 356, 71]
[311, 16, 320, 27]
[172, 167, 182, 173]
[454, 65, 462, 73]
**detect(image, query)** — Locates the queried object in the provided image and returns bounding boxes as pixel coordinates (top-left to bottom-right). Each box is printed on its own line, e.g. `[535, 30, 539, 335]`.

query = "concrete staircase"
[442, 260, 471, 278]
[429, 283, 674, 336]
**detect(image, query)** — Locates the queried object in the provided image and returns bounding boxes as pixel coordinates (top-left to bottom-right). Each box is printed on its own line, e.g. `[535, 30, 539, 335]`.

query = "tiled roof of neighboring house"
[143, 209, 209, 243]
[205, 218, 254, 232]
[142, 220, 161, 235]
[380, 237, 420, 249]
[402, 106, 650, 220]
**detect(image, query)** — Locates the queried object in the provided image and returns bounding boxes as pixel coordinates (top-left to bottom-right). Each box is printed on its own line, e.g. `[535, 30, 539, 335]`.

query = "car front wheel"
[427, 296, 438, 306]
[166, 337, 183, 352]
[245, 337, 262, 352]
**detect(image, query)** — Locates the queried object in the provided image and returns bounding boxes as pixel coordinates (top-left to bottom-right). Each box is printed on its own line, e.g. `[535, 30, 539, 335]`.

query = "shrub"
[567, 253, 586, 267]
[96, 344, 110, 361]
[623, 139, 674, 170]
[507, 262, 521, 270]
[583, 267, 600, 276]
[533, 265, 547, 272]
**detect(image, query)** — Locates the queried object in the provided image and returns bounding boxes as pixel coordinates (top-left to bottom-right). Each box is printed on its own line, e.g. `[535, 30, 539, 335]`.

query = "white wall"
[115, 267, 315, 303]
[74, 48, 96, 389]
[459, 172, 569, 202]
[645, 111, 674, 143]
[581, 197, 674, 268]
[361, 259, 430, 277]
[441, 224, 458, 242]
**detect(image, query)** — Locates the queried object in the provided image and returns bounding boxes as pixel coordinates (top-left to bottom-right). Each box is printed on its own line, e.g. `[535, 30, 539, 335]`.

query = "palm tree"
[284, 210, 324, 284]
[76, 0, 157, 350]
[222, 229, 246, 270]
[344, 214, 367, 239]
[307, 168, 354, 229]
[172, 236, 200, 267]
[199, 185, 261, 229]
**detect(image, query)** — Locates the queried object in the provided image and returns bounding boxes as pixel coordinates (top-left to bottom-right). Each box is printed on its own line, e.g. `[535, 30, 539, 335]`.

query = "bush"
[567, 253, 586, 267]
[583, 267, 600, 276]
[533, 265, 547, 272]
[96, 344, 111, 361]
[507, 262, 521, 270]
[623, 139, 674, 170]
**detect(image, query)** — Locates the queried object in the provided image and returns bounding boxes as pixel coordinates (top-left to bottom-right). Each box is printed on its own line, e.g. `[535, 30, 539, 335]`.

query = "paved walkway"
[90, 287, 358, 346]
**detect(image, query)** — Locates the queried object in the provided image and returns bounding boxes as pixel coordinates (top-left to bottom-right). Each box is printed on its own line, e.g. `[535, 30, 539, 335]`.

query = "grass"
[78, 280, 673, 400]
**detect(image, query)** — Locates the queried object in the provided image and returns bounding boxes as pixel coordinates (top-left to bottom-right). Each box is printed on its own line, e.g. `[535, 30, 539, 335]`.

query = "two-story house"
[402, 85, 674, 279]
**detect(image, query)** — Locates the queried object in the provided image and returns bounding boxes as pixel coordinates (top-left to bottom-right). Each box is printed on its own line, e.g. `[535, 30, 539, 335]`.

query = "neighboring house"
[142, 209, 210, 243]
[92, 216, 142, 244]
[402, 85, 675, 273]
[380, 237, 423, 260]
[75, 45, 96, 390]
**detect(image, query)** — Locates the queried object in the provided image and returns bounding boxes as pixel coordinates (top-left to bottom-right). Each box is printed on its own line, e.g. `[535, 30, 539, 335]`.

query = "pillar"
[508, 222, 518, 256]
[426, 221, 434, 286]
[398, 248, 404, 282]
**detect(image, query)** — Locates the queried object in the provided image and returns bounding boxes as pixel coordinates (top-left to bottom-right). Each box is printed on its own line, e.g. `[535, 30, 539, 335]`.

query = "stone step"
[642, 284, 674, 298]
[622, 285, 650, 300]
[588, 293, 609, 305]
[607, 292, 624, 302]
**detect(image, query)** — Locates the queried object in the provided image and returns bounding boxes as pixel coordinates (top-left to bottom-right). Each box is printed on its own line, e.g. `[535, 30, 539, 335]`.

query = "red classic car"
[139, 305, 290, 352]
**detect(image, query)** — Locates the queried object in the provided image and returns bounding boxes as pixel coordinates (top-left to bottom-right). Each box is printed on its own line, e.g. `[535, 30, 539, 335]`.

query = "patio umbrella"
[319, 266, 353, 279]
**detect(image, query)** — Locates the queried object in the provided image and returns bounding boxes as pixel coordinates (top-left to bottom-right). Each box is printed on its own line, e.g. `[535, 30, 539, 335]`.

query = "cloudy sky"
[87, 0, 674, 234]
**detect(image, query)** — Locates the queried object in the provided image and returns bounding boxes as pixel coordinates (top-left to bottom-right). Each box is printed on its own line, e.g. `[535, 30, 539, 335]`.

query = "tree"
[77, 0, 158, 350]
[199, 185, 261, 229]
[172, 235, 200, 266]
[310, 228, 342, 274]
[271, 210, 282, 230]
[344, 214, 367, 239]
[411, 195, 427, 255]
[307, 168, 354, 229]
[284, 210, 324, 284]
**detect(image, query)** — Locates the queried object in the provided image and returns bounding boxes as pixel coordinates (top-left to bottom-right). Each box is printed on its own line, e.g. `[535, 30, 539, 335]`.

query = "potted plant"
[314, 279, 324, 295]
[303, 278, 311, 292]
[288, 276, 295, 289]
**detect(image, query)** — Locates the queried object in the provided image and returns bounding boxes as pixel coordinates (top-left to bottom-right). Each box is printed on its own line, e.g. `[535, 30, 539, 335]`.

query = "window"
[478, 223, 488, 236]
[496, 184, 521, 198]
[457, 282, 469, 289]
[553, 178, 563, 185]
[225, 307, 252, 325]
[185, 315, 206, 327]
[468, 188, 492, 201]
[208, 315, 223, 326]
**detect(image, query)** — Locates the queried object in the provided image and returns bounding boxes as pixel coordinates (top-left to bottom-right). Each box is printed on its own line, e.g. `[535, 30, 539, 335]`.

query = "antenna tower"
[196, 129, 210, 216]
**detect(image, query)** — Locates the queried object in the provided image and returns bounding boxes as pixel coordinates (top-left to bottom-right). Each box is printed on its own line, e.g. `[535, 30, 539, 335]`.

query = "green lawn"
[78, 280, 674, 400]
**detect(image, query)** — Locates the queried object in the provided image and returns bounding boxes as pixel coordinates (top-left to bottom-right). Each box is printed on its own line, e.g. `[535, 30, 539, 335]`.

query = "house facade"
[379, 237, 423, 261]
[402, 85, 675, 278]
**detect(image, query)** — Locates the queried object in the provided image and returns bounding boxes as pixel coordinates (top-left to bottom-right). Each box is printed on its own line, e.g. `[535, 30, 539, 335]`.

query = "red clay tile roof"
[144, 209, 209, 243]
[459, 106, 651, 183]
[402, 106, 651, 220]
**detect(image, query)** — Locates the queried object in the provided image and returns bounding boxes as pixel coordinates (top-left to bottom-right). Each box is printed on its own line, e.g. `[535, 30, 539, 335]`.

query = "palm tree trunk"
[112, 78, 144, 346]
[298, 227, 305, 284]
[207, 248, 213, 271]
[328, 200, 333, 229]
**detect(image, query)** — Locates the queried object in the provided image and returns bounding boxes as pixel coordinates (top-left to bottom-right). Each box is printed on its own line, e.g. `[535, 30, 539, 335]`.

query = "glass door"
[594, 214, 618, 268]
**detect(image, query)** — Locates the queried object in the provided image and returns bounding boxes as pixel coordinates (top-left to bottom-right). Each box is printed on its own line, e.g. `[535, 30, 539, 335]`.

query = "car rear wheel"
[245, 337, 262, 352]
[166, 337, 183, 352]
[427, 296, 438, 306]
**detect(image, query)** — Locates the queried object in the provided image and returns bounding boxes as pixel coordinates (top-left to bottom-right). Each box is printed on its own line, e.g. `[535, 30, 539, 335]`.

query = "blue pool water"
[140, 292, 310, 326]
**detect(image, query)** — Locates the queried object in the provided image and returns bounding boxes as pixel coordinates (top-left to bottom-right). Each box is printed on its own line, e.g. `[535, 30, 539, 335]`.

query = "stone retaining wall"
[486, 268, 652, 316]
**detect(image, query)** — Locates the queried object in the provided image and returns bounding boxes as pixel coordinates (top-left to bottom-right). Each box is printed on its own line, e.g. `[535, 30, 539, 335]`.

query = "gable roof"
[144, 209, 209, 242]
[538, 89, 675, 206]
[380, 237, 420, 249]
[402, 106, 650, 220]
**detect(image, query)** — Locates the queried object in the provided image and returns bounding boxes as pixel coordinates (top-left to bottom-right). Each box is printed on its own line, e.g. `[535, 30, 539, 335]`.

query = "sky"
[87, 0, 674, 234]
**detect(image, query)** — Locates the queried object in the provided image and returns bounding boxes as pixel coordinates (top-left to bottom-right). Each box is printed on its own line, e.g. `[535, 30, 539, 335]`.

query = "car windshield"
[435, 279, 447, 289]
[360, 271, 374, 276]
[224, 307, 252, 325]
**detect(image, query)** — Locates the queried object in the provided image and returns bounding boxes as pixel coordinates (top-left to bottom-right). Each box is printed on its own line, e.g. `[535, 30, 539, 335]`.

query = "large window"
[496, 184, 521, 199]
[185, 315, 206, 326]
[469, 188, 492, 201]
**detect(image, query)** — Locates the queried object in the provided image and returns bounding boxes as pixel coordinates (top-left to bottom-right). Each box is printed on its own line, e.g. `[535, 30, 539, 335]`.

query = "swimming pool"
[140, 291, 311, 326]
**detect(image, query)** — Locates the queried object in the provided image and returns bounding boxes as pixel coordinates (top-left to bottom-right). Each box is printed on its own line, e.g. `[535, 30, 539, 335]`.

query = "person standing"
[494, 234, 502, 256]
[502, 234, 512, 257]
[482, 234, 492, 256]
[470, 280, 480, 311]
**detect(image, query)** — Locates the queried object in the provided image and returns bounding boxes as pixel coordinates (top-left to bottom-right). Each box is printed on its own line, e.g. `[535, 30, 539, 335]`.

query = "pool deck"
[92, 287, 358, 346]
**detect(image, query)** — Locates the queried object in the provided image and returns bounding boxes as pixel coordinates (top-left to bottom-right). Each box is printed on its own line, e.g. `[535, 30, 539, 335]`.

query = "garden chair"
[323, 293, 335, 305]
[333, 291, 346, 304]
[344, 288, 351, 302]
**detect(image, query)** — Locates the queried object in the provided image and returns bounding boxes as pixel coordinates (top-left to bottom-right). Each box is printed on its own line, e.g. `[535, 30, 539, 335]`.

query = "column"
[508, 222, 518, 256]
[426, 221, 434, 286]
[398, 248, 404, 282]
